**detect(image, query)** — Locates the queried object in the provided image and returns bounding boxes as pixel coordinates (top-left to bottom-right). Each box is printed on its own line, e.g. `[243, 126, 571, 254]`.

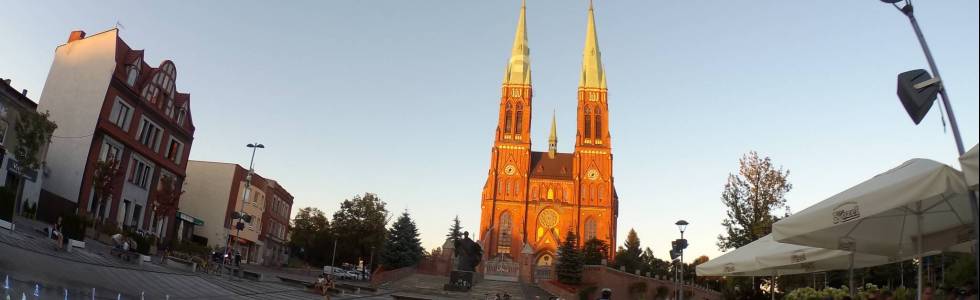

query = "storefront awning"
[176, 211, 204, 226]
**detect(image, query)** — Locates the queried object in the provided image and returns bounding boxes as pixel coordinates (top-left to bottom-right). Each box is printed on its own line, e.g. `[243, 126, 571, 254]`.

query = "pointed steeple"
[504, 0, 531, 86]
[579, 0, 606, 89]
[548, 111, 558, 158]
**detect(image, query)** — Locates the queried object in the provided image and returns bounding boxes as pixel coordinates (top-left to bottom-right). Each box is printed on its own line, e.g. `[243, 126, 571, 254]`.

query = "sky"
[1, 1, 977, 263]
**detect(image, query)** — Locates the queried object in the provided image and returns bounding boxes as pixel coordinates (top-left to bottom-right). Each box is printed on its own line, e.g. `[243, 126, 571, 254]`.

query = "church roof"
[503, 0, 531, 86]
[530, 151, 574, 180]
[579, 1, 606, 89]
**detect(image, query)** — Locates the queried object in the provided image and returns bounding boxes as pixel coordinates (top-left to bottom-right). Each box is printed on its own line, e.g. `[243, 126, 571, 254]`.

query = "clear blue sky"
[1, 1, 977, 262]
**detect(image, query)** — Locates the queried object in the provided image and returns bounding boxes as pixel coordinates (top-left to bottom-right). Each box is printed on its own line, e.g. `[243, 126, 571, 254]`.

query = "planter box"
[0, 219, 14, 231]
[69, 239, 86, 249]
[141, 254, 152, 263]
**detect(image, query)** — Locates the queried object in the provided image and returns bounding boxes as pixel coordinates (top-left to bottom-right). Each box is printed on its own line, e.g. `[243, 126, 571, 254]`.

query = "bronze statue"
[453, 231, 483, 272]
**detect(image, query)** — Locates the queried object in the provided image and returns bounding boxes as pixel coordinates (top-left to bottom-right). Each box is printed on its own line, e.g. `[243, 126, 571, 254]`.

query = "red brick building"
[479, 2, 618, 282]
[37, 29, 195, 241]
[259, 179, 293, 267]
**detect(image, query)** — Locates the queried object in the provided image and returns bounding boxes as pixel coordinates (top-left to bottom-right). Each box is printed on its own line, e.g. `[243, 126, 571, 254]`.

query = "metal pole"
[231, 145, 259, 272]
[900, 5, 980, 293]
[680, 230, 685, 300]
[849, 252, 855, 298]
[331, 238, 338, 268]
[916, 207, 924, 300]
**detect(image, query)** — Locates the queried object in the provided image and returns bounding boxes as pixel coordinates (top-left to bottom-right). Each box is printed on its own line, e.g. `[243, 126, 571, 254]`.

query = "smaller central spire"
[504, 0, 531, 86]
[548, 111, 558, 158]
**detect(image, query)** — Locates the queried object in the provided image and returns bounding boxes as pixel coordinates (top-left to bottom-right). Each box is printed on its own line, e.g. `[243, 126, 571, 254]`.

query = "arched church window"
[531, 186, 538, 200]
[515, 103, 523, 135]
[504, 103, 513, 134]
[584, 107, 592, 139]
[594, 108, 602, 141]
[599, 185, 605, 203]
[498, 212, 513, 254]
[584, 218, 597, 241]
[547, 188, 554, 200]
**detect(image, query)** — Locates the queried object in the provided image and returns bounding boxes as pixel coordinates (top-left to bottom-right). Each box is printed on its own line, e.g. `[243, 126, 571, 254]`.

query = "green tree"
[380, 211, 423, 269]
[555, 231, 583, 285]
[13, 110, 57, 169]
[331, 193, 389, 269]
[614, 228, 643, 273]
[582, 237, 609, 265]
[717, 151, 792, 251]
[447, 215, 463, 242]
[640, 247, 670, 278]
[289, 207, 330, 265]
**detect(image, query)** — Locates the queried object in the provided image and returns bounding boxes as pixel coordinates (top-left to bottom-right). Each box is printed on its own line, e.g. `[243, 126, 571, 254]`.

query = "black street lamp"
[226, 143, 264, 273]
[880, 0, 979, 294]
[676, 220, 689, 300]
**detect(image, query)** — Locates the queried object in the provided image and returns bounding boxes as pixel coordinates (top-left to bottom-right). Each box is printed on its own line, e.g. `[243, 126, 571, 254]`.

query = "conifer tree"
[446, 215, 463, 242]
[380, 211, 423, 269]
[555, 231, 584, 285]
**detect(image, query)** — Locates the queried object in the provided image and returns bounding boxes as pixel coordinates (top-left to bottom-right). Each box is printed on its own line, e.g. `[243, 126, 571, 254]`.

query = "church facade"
[479, 1, 619, 275]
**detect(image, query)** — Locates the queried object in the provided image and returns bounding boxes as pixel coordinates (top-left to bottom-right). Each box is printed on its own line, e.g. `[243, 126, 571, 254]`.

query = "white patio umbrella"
[773, 159, 973, 300]
[697, 235, 895, 300]
[960, 144, 978, 189]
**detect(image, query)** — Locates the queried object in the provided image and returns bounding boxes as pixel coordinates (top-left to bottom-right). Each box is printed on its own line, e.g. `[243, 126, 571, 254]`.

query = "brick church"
[479, 1, 618, 278]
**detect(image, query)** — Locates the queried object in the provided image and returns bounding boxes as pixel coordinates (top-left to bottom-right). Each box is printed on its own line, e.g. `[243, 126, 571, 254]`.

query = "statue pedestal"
[443, 270, 475, 292]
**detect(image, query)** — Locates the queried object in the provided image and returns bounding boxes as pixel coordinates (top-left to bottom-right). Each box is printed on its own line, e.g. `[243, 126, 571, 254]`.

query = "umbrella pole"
[848, 251, 855, 298]
[772, 270, 777, 300]
[916, 208, 924, 300]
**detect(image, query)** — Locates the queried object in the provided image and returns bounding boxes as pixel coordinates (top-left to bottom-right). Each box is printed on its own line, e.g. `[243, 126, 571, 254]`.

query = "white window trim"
[164, 137, 184, 165]
[110, 97, 134, 131]
[137, 117, 164, 152]
[128, 154, 154, 190]
[100, 136, 125, 162]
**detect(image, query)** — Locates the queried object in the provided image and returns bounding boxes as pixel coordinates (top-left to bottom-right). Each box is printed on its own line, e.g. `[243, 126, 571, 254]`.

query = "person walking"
[52, 217, 64, 250]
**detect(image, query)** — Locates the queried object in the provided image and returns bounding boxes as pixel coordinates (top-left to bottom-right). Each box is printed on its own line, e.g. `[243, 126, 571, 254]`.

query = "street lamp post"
[228, 143, 264, 273]
[676, 220, 688, 300]
[881, 1, 980, 294]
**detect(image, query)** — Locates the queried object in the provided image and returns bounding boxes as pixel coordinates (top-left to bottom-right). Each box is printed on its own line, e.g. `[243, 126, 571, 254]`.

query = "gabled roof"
[530, 151, 573, 180]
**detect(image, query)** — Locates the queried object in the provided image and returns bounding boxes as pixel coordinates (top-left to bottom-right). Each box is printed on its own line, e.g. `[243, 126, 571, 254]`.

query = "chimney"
[68, 30, 86, 43]
[22, 89, 28, 96]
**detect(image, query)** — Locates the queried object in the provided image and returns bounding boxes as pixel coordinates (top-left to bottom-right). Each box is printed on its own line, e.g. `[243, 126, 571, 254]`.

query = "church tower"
[481, 0, 533, 258]
[574, 1, 617, 250]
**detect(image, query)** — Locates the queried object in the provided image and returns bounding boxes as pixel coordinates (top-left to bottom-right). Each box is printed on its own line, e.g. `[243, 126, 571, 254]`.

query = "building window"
[133, 204, 143, 228]
[164, 138, 184, 164]
[585, 218, 597, 241]
[128, 157, 153, 189]
[164, 99, 175, 118]
[109, 97, 133, 131]
[594, 108, 602, 141]
[515, 103, 523, 135]
[100, 139, 123, 162]
[547, 188, 554, 200]
[504, 103, 513, 134]
[498, 212, 512, 254]
[176, 107, 187, 126]
[137, 118, 163, 151]
[584, 107, 593, 140]
[0, 120, 8, 146]
[531, 187, 538, 200]
[126, 65, 140, 87]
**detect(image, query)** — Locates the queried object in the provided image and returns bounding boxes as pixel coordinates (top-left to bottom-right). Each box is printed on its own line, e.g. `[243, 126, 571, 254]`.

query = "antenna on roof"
[114, 21, 125, 30]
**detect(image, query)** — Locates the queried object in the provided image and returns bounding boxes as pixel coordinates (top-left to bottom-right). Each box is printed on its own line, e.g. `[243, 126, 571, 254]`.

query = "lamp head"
[675, 220, 689, 233]
[247, 143, 265, 148]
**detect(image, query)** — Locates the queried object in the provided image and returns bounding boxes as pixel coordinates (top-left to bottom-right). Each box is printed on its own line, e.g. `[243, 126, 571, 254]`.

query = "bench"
[391, 293, 433, 300]
[110, 248, 141, 265]
[277, 276, 315, 288]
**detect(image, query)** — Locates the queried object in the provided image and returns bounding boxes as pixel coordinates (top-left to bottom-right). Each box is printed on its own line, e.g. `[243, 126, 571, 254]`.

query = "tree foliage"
[154, 175, 183, 218]
[614, 228, 643, 273]
[582, 237, 609, 265]
[717, 151, 792, 251]
[380, 211, 423, 269]
[639, 247, 670, 278]
[556, 231, 584, 285]
[331, 193, 389, 269]
[289, 207, 331, 266]
[14, 110, 57, 169]
[447, 215, 463, 243]
[91, 159, 122, 220]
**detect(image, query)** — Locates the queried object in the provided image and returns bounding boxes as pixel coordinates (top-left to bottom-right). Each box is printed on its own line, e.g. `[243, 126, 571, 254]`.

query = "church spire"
[548, 111, 558, 158]
[579, 0, 606, 89]
[504, 0, 531, 86]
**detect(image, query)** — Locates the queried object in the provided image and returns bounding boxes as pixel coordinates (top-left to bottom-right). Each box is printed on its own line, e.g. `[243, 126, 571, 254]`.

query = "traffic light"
[236, 221, 245, 230]
[669, 238, 689, 260]
[242, 214, 252, 223]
